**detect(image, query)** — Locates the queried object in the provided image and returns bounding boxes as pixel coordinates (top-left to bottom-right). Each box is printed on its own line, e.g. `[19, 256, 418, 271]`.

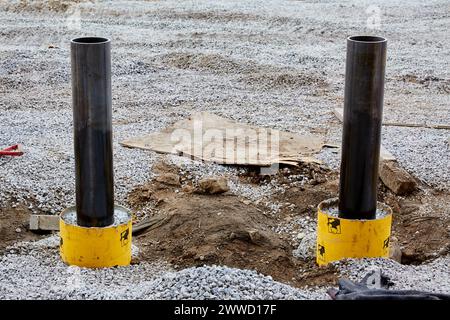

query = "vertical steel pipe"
[338, 36, 387, 220]
[71, 37, 114, 227]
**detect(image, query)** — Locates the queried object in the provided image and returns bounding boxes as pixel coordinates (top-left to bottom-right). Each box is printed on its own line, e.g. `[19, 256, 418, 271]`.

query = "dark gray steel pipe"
[338, 36, 387, 220]
[71, 37, 114, 227]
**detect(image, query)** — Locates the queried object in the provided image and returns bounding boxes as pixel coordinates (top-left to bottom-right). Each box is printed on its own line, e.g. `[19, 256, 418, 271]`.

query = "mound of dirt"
[128, 163, 338, 287]
[131, 186, 303, 286]
[129, 160, 450, 287]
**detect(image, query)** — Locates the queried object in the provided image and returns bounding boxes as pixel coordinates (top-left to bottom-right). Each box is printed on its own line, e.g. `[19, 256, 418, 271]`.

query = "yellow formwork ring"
[316, 198, 392, 266]
[60, 205, 132, 268]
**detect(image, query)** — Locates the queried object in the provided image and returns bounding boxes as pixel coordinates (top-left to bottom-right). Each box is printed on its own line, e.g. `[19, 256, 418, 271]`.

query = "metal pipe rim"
[71, 37, 110, 45]
[347, 35, 386, 44]
[320, 198, 392, 221]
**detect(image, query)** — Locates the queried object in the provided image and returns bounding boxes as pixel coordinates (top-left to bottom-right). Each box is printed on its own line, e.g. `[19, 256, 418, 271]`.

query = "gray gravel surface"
[0, 236, 318, 300]
[1, 235, 449, 299]
[334, 256, 450, 295]
[0, 0, 449, 215]
[0, 0, 449, 300]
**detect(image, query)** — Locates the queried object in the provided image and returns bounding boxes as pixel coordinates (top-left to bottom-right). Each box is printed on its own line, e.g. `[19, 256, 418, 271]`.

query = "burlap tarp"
[120, 112, 325, 166]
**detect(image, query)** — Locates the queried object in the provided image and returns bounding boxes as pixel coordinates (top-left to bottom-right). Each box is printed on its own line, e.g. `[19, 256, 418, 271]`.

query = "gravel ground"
[0, 236, 320, 300]
[1, 235, 449, 299]
[334, 256, 450, 295]
[318, 125, 450, 190]
[0, 0, 449, 215]
[0, 0, 449, 300]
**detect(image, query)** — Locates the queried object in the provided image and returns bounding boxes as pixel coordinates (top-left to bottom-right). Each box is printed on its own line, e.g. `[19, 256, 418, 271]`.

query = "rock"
[400, 248, 417, 264]
[155, 173, 181, 186]
[196, 177, 229, 194]
[437, 244, 450, 256]
[389, 236, 402, 263]
[323, 179, 339, 193]
[182, 185, 195, 193]
[15, 228, 21, 233]
[293, 232, 316, 260]
[379, 160, 417, 195]
[247, 229, 264, 244]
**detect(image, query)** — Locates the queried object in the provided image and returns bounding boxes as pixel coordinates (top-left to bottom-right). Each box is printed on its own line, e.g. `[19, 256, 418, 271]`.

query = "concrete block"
[29, 215, 60, 231]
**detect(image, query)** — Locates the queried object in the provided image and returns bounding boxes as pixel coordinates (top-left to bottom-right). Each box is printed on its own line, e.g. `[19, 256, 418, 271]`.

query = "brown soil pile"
[129, 161, 450, 287]
[270, 164, 450, 265]
[1, 157, 447, 289]
[128, 162, 338, 288]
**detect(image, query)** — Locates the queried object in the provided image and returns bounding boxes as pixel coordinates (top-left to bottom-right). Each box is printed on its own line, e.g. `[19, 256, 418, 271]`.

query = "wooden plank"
[383, 122, 450, 130]
[333, 108, 396, 161]
[334, 108, 450, 130]
[379, 160, 417, 195]
[132, 216, 169, 235]
[28, 214, 170, 235]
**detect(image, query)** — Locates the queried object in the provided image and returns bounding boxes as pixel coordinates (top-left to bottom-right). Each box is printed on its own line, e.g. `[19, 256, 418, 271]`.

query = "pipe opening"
[348, 36, 386, 43]
[71, 37, 110, 44]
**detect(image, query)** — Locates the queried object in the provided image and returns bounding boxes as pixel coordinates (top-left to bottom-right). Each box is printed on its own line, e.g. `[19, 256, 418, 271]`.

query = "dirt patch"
[156, 10, 261, 23]
[241, 164, 338, 212]
[128, 162, 338, 288]
[239, 71, 328, 90]
[238, 163, 337, 186]
[158, 52, 256, 74]
[396, 74, 450, 94]
[0, 204, 42, 253]
[274, 171, 450, 265]
[2, 0, 90, 12]
[387, 192, 450, 265]
[130, 160, 450, 282]
[397, 215, 450, 264]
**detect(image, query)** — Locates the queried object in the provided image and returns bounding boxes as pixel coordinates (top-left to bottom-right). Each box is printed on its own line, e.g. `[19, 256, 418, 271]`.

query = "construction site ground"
[0, 0, 449, 299]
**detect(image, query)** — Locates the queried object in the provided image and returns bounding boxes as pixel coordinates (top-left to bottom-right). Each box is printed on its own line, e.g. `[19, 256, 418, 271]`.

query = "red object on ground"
[0, 144, 24, 157]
